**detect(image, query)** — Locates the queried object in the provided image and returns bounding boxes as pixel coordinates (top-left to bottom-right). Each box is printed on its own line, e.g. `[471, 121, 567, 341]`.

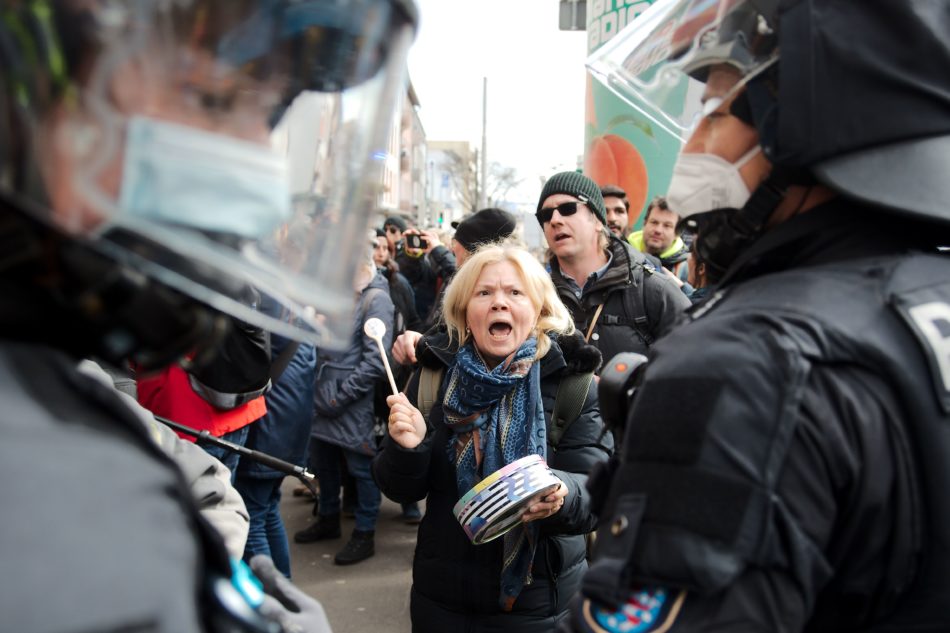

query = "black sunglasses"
[536, 200, 586, 224]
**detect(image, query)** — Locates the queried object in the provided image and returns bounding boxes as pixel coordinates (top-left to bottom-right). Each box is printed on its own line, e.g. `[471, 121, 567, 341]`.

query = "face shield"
[586, 0, 778, 145]
[4, 0, 417, 348]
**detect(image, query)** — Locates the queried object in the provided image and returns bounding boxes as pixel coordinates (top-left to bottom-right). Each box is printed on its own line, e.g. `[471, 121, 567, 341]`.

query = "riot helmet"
[587, 0, 950, 273]
[0, 0, 418, 352]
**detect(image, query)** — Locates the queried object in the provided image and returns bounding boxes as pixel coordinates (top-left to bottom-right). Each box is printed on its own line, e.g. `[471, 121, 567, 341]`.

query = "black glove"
[250, 555, 333, 633]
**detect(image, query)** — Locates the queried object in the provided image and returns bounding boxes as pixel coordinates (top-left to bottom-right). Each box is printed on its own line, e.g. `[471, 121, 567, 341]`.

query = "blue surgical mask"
[119, 116, 290, 239]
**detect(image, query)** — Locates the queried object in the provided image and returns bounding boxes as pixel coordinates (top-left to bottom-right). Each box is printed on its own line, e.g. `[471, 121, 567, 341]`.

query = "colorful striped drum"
[452, 454, 561, 545]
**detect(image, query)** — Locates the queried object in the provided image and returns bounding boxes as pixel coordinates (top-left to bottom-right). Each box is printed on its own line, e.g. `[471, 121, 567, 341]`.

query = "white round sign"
[363, 317, 387, 340]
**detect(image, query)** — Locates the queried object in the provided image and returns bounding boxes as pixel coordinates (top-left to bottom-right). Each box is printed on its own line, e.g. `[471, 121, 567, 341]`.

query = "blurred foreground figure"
[571, 1, 950, 631]
[0, 1, 416, 631]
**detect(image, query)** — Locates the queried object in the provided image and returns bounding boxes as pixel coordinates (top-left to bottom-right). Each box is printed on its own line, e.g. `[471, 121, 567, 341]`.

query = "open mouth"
[553, 232, 571, 243]
[488, 322, 513, 339]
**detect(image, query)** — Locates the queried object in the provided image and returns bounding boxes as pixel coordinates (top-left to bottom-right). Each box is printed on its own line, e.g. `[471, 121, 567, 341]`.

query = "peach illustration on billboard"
[584, 133, 649, 228]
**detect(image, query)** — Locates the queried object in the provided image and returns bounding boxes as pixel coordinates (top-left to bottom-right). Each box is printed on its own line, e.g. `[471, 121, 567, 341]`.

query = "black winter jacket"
[373, 331, 612, 631]
[550, 238, 689, 365]
[0, 342, 231, 632]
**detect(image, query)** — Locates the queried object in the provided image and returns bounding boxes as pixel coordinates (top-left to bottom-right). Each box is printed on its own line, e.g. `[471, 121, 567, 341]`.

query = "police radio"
[597, 352, 649, 446]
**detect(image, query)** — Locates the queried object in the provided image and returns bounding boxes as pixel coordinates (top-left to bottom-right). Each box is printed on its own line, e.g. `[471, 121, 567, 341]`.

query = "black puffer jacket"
[373, 331, 612, 631]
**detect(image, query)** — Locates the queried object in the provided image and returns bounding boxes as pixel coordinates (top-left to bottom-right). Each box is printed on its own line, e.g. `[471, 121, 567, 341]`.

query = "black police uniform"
[0, 222, 268, 631]
[577, 199, 950, 632]
[0, 342, 238, 632]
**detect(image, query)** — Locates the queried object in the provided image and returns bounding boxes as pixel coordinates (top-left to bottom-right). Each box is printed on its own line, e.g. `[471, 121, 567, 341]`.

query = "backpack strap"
[548, 370, 595, 449]
[617, 261, 655, 347]
[417, 365, 445, 422]
[584, 304, 605, 342]
[360, 287, 386, 314]
[584, 258, 655, 348]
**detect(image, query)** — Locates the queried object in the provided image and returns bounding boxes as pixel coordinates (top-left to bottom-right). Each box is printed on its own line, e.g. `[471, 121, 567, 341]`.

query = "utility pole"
[479, 76, 488, 210]
[472, 147, 480, 214]
[558, 0, 586, 31]
[427, 159, 435, 226]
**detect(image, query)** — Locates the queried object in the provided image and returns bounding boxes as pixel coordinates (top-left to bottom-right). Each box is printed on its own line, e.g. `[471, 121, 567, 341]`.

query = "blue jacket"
[311, 272, 394, 455]
[238, 313, 317, 478]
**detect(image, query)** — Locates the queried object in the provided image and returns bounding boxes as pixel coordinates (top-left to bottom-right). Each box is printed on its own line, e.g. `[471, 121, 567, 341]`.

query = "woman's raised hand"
[386, 393, 427, 449]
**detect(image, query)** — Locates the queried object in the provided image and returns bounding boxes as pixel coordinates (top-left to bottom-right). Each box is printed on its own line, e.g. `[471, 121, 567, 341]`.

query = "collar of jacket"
[417, 329, 602, 378]
[628, 230, 689, 265]
[362, 270, 390, 295]
[551, 237, 646, 306]
[719, 198, 939, 288]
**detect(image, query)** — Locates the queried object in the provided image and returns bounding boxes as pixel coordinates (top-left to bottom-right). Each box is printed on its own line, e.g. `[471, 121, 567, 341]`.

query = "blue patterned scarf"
[442, 337, 546, 611]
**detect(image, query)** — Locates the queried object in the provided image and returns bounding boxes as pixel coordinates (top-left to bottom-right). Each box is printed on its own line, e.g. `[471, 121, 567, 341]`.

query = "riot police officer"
[570, 0, 950, 631]
[0, 1, 416, 631]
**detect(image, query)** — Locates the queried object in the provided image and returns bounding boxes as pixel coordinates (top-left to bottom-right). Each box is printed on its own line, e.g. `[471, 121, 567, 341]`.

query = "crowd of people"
[4, 1, 950, 633]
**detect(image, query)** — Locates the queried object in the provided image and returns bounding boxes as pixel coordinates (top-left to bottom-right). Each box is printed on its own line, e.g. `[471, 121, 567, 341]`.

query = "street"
[280, 478, 419, 633]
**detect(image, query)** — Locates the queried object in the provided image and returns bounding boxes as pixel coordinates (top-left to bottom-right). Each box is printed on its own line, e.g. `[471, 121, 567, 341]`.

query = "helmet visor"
[586, 0, 776, 143]
[12, 0, 416, 348]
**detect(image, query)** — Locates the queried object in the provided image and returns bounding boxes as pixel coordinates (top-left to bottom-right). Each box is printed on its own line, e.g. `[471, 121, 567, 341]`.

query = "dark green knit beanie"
[536, 171, 607, 226]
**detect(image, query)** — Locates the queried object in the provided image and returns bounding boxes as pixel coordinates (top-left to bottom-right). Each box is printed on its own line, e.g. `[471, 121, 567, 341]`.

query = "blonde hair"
[442, 245, 574, 359]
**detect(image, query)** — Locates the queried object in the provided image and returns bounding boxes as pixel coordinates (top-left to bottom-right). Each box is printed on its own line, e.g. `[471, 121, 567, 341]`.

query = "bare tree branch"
[486, 163, 522, 208]
[442, 150, 477, 212]
[440, 154, 521, 212]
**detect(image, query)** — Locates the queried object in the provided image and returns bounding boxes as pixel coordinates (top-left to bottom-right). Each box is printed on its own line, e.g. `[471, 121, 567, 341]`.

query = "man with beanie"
[537, 171, 689, 363]
[391, 207, 518, 365]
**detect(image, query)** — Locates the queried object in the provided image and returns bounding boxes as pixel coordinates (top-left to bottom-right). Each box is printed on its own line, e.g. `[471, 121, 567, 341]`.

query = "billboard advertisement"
[583, 0, 682, 231]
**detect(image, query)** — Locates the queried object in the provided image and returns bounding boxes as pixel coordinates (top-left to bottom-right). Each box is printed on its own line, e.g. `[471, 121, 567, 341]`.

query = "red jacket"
[137, 364, 266, 439]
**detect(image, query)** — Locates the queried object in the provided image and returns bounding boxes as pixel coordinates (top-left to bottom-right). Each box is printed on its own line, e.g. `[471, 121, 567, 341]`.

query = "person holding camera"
[568, 1, 950, 631]
[385, 216, 457, 320]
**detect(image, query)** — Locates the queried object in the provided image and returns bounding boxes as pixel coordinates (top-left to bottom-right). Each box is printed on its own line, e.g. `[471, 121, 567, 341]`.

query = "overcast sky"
[407, 0, 589, 204]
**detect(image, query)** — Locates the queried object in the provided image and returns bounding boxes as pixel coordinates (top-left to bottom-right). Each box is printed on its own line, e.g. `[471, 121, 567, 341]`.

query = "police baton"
[153, 415, 317, 496]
